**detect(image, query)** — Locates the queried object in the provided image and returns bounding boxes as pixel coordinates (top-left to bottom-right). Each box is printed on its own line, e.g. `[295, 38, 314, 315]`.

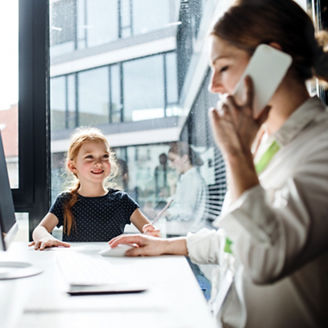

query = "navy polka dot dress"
[49, 189, 139, 242]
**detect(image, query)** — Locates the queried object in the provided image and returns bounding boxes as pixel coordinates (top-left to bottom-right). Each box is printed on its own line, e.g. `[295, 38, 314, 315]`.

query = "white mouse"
[99, 244, 135, 257]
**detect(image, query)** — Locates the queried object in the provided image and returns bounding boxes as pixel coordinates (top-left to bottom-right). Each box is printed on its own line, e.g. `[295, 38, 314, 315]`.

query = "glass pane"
[0, 0, 19, 188]
[86, 0, 118, 47]
[51, 152, 66, 203]
[113, 144, 178, 218]
[121, 0, 132, 38]
[50, 76, 66, 131]
[133, 0, 171, 35]
[123, 55, 164, 121]
[77, 0, 86, 49]
[67, 74, 76, 128]
[110, 64, 122, 123]
[13, 213, 29, 242]
[165, 52, 181, 116]
[78, 67, 109, 126]
[49, 0, 224, 240]
[166, 52, 178, 104]
[50, 0, 75, 56]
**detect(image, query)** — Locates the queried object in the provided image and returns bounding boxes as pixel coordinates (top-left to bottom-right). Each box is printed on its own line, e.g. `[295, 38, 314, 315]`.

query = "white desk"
[0, 242, 217, 328]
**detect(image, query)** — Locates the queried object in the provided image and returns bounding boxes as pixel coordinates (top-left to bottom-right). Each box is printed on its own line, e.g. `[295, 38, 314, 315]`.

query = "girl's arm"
[130, 208, 160, 237]
[30, 212, 70, 250]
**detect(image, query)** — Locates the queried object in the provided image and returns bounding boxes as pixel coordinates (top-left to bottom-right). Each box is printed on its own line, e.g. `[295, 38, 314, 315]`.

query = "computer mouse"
[99, 244, 135, 257]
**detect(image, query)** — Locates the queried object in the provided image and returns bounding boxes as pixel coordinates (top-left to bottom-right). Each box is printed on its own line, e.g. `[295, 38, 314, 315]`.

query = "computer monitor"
[0, 130, 42, 279]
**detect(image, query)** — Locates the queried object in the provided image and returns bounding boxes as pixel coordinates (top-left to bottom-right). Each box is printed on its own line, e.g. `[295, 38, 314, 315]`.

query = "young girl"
[30, 128, 159, 250]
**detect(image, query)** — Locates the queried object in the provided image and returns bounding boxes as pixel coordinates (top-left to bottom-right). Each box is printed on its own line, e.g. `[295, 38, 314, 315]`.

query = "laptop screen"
[0, 131, 18, 250]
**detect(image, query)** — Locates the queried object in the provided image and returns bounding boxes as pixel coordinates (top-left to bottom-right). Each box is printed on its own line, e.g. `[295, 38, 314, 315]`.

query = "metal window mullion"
[75, 72, 79, 127]
[65, 75, 69, 129]
[129, 0, 133, 35]
[118, 0, 122, 39]
[73, 0, 78, 50]
[108, 65, 112, 123]
[84, 0, 88, 48]
[119, 62, 124, 122]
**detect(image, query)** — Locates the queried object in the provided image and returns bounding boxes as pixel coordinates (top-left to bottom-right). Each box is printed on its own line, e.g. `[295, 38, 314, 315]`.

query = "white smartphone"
[233, 44, 292, 118]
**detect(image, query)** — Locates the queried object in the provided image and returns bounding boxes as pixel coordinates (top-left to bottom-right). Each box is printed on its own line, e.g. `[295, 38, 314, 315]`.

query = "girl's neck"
[78, 183, 108, 197]
[264, 77, 309, 135]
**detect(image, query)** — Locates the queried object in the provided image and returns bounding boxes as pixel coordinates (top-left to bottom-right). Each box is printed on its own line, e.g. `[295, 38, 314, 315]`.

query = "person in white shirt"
[165, 142, 208, 235]
[109, 0, 328, 326]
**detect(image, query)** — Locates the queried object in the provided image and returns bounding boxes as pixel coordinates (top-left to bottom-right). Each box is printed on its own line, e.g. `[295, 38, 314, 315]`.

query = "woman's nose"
[209, 70, 225, 94]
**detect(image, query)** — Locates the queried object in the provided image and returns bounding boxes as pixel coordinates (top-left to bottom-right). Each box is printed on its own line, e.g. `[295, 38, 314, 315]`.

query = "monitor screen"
[0, 131, 42, 279]
[0, 131, 18, 250]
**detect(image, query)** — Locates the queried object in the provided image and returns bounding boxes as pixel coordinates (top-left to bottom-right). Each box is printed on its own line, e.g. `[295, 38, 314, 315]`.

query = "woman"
[165, 141, 207, 235]
[109, 0, 328, 326]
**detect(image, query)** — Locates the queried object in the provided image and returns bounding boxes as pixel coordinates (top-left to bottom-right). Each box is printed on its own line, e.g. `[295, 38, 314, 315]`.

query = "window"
[165, 52, 179, 116]
[120, 0, 133, 38]
[78, 67, 109, 126]
[48, 0, 228, 239]
[0, 0, 19, 188]
[110, 64, 122, 123]
[3, 0, 50, 240]
[50, 51, 178, 128]
[133, 0, 172, 35]
[50, 0, 75, 56]
[85, 0, 118, 47]
[50, 76, 66, 131]
[67, 74, 77, 128]
[123, 55, 164, 121]
[113, 144, 178, 217]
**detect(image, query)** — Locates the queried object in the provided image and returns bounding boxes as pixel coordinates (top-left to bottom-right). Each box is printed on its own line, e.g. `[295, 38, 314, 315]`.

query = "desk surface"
[0, 242, 216, 328]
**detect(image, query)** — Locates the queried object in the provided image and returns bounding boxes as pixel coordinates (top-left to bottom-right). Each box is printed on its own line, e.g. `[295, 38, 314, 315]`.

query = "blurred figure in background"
[165, 141, 208, 236]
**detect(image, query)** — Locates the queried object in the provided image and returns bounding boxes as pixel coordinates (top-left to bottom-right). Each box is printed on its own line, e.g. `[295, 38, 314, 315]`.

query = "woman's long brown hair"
[211, 0, 328, 83]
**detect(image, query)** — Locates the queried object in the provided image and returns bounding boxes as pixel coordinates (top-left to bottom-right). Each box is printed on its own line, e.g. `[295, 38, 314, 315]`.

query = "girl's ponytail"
[63, 181, 80, 236]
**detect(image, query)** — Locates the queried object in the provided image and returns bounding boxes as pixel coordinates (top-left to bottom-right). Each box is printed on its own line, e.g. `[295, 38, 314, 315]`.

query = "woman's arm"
[209, 76, 269, 202]
[108, 234, 188, 257]
[30, 212, 70, 250]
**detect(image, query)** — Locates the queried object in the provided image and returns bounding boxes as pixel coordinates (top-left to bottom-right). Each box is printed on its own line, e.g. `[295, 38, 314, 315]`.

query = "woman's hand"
[210, 76, 270, 158]
[29, 238, 70, 251]
[142, 223, 161, 237]
[108, 234, 188, 257]
[109, 234, 168, 256]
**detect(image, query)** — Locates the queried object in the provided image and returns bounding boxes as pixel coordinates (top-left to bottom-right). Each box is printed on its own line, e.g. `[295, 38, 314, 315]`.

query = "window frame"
[15, 0, 50, 239]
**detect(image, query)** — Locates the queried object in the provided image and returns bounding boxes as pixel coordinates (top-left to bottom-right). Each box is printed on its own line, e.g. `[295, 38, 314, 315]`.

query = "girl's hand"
[210, 76, 270, 157]
[29, 238, 70, 251]
[142, 223, 161, 237]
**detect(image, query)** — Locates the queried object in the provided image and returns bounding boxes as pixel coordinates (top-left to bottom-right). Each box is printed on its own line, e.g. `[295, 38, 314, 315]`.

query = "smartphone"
[233, 44, 292, 118]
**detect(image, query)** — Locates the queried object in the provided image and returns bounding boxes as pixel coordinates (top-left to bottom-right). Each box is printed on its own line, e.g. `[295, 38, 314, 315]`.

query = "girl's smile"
[69, 141, 111, 185]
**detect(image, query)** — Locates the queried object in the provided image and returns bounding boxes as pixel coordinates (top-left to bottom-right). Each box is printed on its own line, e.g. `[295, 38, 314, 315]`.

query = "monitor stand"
[0, 261, 42, 280]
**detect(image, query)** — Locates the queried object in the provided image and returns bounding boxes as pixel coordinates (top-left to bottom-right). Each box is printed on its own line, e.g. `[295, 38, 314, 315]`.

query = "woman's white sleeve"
[186, 228, 225, 264]
[217, 163, 328, 284]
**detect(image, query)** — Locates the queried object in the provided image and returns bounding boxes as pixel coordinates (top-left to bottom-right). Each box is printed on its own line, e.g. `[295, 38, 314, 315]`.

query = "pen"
[152, 199, 173, 224]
